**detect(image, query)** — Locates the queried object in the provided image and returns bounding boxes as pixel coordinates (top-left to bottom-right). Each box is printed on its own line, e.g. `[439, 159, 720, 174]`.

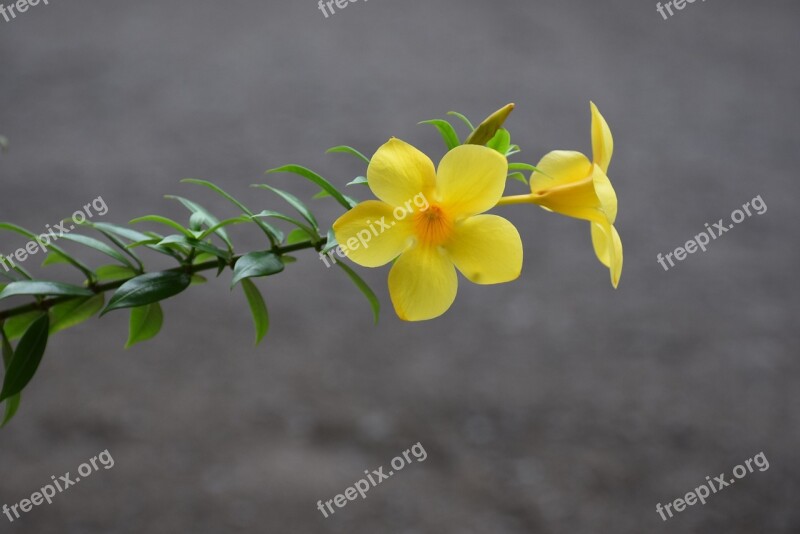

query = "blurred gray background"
[1, 0, 798, 532]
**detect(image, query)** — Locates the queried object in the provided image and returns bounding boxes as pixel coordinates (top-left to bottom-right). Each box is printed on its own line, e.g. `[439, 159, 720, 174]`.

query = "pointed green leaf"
[48, 294, 105, 335]
[252, 211, 319, 243]
[2, 311, 43, 341]
[0, 281, 94, 300]
[346, 176, 368, 187]
[335, 262, 380, 324]
[446, 111, 475, 131]
[507, 172, 528, 185]
[326, 145, 370, 164]
[1, 328, 21, 427]
[95, 265, 138, 282]
[164, 195, 234, 251]
[130, 215, 194, 238]
[181, 179, 282, 246]
[419, 119, 461, 150]
[0, 223, 95, 281]
[508, 162, 541, 173]
[240, 279, 269, 345]
[42, 250, 71, 267]
[102, 271, 191, 315]
[266, 165, 357, 210]
[0, 313, 49, 402]
[126, 303, 164, 348]
[252, 184, 319, 230]
[231, 251, 284, 287]
[59, 233, 135, 270]
[285, 228, 313, 245]
[486, 128, 511, 155]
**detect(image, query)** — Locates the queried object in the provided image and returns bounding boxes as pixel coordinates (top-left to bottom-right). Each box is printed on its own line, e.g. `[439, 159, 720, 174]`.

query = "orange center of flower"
[413, 204, 453, 247]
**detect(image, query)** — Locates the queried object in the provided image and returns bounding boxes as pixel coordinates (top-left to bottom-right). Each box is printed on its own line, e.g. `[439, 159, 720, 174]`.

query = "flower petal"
[333, 200, 413, 267]
[435, 145, 508, 218]
[591, 164, 618, 224]
[367, 138, 436, 207]
[388, 245, 457, 321]
[529, 150, 593, 192]
[591, 222, 623, 288]
[446, 215, 523, 284]
[590, 102, 613, 173]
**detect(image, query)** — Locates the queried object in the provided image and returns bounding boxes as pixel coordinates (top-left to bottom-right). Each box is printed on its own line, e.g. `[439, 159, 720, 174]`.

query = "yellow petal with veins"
[591, 222, 623, 288]
[446, 215, 523, 284]
[333, 200, 413, 267]
[388, 245, 458, 321]
[590, 102, 613, 173]
[367, 138, 437, 207]
[436, 145, 508, 218]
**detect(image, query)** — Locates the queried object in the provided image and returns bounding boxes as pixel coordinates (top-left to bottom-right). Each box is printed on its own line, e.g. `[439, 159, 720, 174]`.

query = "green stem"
[0, 238, 326, 322]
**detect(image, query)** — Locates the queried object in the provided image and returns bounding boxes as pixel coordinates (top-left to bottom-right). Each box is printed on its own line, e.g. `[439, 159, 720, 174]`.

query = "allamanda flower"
[498, 102, 622, 287]
[333, 139, 523, 321]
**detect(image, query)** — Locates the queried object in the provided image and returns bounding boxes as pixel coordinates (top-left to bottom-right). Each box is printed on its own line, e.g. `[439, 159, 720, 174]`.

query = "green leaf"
[508, 162, 540, 173]
[125, 303, 164, 348]
[164, 195, 234, 251]
[486, 128, 511, 155]
[59, 233, 135, 270]
[505, 144, 521, 157]
[446, 111, 475, 131]
[240, 279, 269, 345]
[285, 228, 313, 245]
[157, 235, 231, 262]
[48, 294, 105, 335]
[0, 314, 49, 402]
[231, 251, 284, 287]
[95, 264, 138, 282]
[507, 172, 528, 185]
[2, 311, 43, 341]
[465, 103, 515, 146]
[0, 223, 95, 282]
[191, 274, 207, 285]
[251, 211, 319, 243]
[82, 222, 178, 260]
[42, 250, 71, 267]
[251, 184, 319, 230]
[1, 328, 21, 427]
[335, 262, 380, 324]
[130, 215, 194, 238]
[266, 165, 357, 211]
[0, 136, 8, 152]
[102, 271, 192, 315]
[346, 176, 368, 187]
[181, 179, 283, 247]
[326, 145, 370, 164]
[419, 119, 461, 150]
[0, 281, 94, 300]
[198, 216, 251, 241]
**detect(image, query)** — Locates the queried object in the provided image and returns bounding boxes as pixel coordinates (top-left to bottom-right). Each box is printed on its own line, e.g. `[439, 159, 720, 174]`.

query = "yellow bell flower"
[499, 102, 622, 287]
[333, 138, 523, 321]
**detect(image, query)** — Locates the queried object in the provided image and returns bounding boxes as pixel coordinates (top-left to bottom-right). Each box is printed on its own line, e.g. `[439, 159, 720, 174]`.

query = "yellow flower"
[528, 102, 622, 287]
[333, 139, 523, 321]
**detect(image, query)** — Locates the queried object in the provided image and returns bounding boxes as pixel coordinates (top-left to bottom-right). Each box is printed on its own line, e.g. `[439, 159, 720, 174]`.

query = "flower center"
[412, 204, 453, 247]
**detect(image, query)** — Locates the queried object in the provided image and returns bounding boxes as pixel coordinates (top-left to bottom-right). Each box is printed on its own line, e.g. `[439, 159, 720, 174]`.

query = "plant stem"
[495, 193, 537, 207]
[0, 238, 326, 322]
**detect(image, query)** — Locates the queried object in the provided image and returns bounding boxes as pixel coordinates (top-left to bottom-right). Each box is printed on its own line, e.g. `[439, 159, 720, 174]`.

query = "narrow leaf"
[59, 233, 135, 270]
[326, 145, 370, 164]
[335, 262, 380, 324]
[3, 311, 43, 341]
[240, 279, 269, 345]
[164, 195, 234, 251]
[346, 176, 368, 187]
[419, 119, 461, 150]
[446, 111, 475, 131]
[1, 328, 21, 427]
[266, 165, 356, 210]
[130, 215, 194, 238]
[0, 281, 94, 300]
[252, 184, 319, 229]
[231, 251, 284, 287]
[486, 128, 511, 155]
[0, 314, 49, 402]
[285, 228, 313, 245]
[48, 294, 105, 335]
[95, 264, 138, 282]
[126, 303, 164, 348]
[102, 271, 191, 315]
